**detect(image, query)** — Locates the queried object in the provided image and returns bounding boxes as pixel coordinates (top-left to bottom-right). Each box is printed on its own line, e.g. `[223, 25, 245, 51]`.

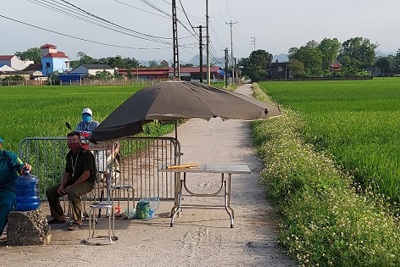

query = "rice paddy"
[259, 78, 400, 203]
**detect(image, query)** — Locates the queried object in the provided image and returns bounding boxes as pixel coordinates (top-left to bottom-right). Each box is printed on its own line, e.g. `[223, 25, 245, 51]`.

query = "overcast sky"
[1, 0, 400, 64]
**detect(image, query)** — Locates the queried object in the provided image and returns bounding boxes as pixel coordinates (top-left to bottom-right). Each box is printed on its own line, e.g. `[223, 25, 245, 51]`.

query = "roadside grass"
[251, 83, 400, 266]
[0, 84, 174, 152]
[257, 78, 400, 206]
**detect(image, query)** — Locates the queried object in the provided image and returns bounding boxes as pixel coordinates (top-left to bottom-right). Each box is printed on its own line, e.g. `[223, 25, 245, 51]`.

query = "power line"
[29, 0, 165, 42]
[113, 0, 170, 19]
[178, 0, 199, 37]
[0, 14, 171, 51]
[28, 0, 171, 44]
[139, 0, 171, 18]
[59, 0, 173, 42]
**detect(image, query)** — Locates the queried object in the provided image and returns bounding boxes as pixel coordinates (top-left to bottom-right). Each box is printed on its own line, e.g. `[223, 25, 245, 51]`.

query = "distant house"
[268, 61, 291, 80]
[69, 64, 114, 76]
[169, 66, 222, 81]
[160, 60, 169, 68]
[0, 55, 32, 71]
[117, 67, 170, 80]
[0, 60, 43, 80]
[0, 70, 43, 80]
[24, 63, 43, 72]
[330, 62, 342, 72]
[117, 66, 222, 81]
[40, 44, 71, 76]
[0, 65, 16, 72]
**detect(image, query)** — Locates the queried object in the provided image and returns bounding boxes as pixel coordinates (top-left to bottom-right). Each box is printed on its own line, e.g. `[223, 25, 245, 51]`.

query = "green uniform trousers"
[46, 181, 94, 221]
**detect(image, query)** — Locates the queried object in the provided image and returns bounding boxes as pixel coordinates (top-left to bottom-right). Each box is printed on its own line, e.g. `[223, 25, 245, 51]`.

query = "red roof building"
[0, 55, 14, 60]
[330, 62, 342, 72]
[117, 66, 223, 81]
[42, 52, 69, 59]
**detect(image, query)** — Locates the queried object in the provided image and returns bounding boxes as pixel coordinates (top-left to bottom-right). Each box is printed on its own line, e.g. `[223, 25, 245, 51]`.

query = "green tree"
[289, 59, 305, 78]
[148, 60, 159, 68]
[123, 57, 140, 68]
[375, 56, 391, 74]
[318, 38, 341, 73]
[106, 55, 125, 68]
[15, 47, 41, 63]
[393, 49, 400, 73]
[338, 37, 378, 74]
[70, 52, 97, 68]
[306, 40, 319, 49]
[289, 45, 323, 77]
[93, 70, 114, 80]
[239, 49, 273, 82]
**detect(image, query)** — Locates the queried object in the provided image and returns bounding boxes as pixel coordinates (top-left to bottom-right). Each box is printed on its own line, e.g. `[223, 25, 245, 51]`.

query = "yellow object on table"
[167, 163, 201, 169]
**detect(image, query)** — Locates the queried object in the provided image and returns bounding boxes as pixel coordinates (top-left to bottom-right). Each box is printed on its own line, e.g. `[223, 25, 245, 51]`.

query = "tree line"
[14, 37, 400, 82]
[239, 37, 400, 82]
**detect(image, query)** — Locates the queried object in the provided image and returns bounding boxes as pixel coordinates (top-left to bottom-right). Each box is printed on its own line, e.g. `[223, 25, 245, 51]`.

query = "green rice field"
[0, 85, 145, 151]
[0, 81, 226, 152]
[259, 78, 400, 204]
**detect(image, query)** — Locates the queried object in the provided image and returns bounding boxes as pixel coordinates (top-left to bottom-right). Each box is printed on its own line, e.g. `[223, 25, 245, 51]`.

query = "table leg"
[222, 173, 234, 228]
[170, 172, 182, 227]
[226, 173, 235, 219]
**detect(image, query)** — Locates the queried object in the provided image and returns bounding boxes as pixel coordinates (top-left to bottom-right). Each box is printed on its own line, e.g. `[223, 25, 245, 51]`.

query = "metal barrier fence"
[18, 137, 181, 201]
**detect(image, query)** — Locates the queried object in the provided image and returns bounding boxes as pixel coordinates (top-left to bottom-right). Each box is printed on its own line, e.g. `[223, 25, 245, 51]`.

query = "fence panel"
[18, 137, 181, 201]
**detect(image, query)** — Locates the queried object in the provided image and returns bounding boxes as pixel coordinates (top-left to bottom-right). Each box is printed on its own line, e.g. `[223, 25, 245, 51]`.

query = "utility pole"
[251, 36, 256, 51]
[194, 25, 204, 83]
[225, 20, 237, 85]
[206, 0, 210, 85]
[172, 0, 180, 79]
[224, 47, 229, 88]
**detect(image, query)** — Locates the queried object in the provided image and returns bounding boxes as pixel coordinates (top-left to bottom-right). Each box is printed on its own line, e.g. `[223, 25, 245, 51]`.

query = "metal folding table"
[159, 164, 251, 228]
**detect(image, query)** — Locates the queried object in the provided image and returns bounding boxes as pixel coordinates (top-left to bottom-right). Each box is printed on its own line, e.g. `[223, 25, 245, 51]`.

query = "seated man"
[46, 131, 96, 231]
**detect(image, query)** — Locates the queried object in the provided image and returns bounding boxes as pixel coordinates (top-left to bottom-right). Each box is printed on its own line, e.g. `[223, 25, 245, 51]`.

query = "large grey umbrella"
[90, 81, 281, 142]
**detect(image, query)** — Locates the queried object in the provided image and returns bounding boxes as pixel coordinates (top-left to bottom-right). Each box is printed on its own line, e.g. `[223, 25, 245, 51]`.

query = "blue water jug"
[15, 170, 41, 211]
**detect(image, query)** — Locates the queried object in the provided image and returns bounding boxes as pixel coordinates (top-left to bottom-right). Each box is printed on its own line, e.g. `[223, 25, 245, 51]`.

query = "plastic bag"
[135, 197, 160, 219]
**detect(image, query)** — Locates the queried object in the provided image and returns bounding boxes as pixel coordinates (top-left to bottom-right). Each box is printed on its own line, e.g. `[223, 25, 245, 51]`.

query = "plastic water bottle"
[15, 170, 41, 211]
[148, 197, 160, 218]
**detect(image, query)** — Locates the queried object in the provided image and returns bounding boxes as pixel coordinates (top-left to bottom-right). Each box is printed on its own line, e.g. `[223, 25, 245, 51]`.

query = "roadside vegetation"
[251, 81, 400, 266]
[260, 79, 400, 208]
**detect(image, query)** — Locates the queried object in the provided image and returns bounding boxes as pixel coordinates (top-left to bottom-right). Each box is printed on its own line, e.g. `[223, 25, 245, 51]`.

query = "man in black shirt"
[46, 131, 96, 231]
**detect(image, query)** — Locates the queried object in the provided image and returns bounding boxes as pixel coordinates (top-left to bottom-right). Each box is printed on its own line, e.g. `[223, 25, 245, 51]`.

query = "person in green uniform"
[0, 137, 31, 237]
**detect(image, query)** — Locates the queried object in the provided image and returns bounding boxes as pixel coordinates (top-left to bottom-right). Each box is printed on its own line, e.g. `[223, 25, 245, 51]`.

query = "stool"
[111, 184, 135, 215]
[85, 202, 118, 245]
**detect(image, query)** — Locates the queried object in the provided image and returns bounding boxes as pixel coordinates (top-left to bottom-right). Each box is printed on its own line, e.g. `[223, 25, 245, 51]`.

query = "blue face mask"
[82, 114, 92, 122]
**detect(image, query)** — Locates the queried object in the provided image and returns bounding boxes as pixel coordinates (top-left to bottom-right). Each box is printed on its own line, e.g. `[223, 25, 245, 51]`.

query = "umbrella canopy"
[91, 81, 281, 142]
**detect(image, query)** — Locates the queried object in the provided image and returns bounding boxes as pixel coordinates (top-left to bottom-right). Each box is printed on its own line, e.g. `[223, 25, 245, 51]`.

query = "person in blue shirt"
[0, 137, 31, 237]
[75, 108, 99, 134]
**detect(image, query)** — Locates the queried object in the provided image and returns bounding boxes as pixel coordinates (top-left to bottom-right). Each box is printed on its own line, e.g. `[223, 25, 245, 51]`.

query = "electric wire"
[0, 14, 170, 51]
[59, 0, 173, 41]
[113, 0, 170, 19]
[8, 0, 225, 64]
[112, 0, 197, 40]
[178, 0, 198, 37]
[28, 0, 172, 44]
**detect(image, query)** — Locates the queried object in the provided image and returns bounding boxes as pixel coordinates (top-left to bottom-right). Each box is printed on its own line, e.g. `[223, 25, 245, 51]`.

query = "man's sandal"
[67, 222, 83, 231]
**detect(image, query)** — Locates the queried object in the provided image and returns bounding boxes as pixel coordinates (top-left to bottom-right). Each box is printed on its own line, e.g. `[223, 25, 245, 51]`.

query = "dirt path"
[0, 84, 297, 267]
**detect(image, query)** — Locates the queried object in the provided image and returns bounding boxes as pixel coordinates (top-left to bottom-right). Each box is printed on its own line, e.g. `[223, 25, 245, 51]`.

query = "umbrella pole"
[174, 120, 178, 140]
